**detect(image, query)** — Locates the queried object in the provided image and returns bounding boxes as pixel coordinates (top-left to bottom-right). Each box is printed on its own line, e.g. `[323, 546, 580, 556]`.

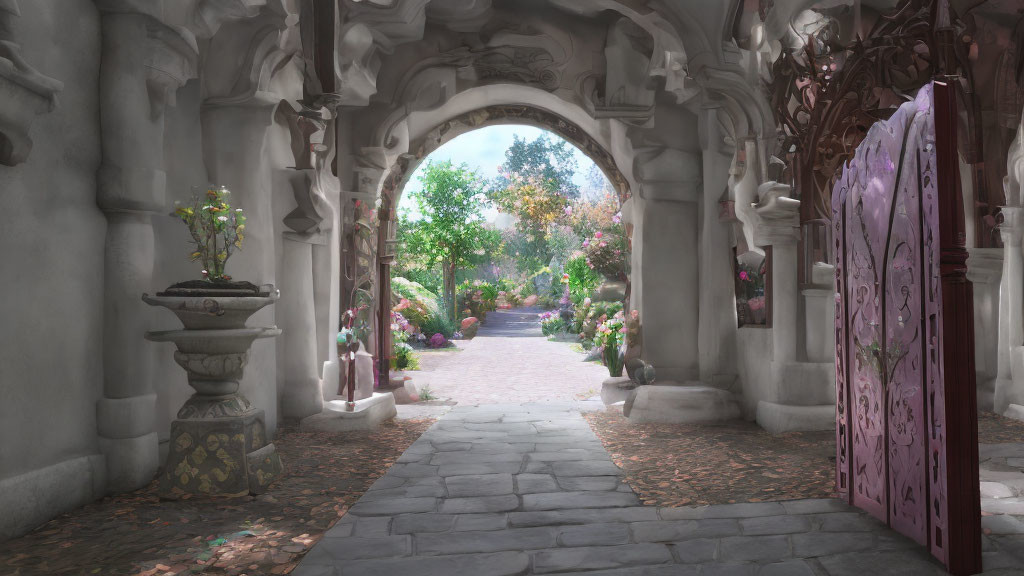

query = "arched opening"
[370, 105, 636, 395]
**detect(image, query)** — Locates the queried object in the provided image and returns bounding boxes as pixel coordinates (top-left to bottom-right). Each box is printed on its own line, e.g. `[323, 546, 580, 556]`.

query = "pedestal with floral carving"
[144, 286, 283, 499]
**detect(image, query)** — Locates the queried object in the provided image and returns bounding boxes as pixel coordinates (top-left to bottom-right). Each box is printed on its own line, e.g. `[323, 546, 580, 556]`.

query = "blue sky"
[400, 125, 604, 222]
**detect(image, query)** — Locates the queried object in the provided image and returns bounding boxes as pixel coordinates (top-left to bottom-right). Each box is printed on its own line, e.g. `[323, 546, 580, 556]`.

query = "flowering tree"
[489, 134, 583, 272]
[490, 134, 580, 199]
[490, 171, 569, 272]
[398, 161, 500, 320]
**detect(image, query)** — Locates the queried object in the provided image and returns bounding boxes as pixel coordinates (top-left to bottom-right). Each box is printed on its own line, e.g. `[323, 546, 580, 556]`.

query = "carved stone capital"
[142, 21, 199, 118]
[753, 181, 800, 246]
[0, 0, 63, 166]
[201, 4, 295, 108]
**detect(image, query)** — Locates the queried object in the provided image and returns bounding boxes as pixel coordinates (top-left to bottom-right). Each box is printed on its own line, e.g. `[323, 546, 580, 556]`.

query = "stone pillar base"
[301, 393, 397, 432]
[623, 383, 740, 424]
[756, 402, 834, 434]
[1004, 404, 1024, 422]
[601, 377, 634, 405]
[160, 409, 282, 499]
[97, 432, 160, 492]
[390, 380, 420, 405]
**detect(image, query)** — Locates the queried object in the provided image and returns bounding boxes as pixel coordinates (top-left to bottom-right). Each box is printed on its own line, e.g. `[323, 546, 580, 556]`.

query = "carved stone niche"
[0, 0, 63, 166]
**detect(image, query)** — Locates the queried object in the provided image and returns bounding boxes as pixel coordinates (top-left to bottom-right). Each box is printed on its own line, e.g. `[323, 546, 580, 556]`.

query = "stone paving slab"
[293, 404, 1024, 575]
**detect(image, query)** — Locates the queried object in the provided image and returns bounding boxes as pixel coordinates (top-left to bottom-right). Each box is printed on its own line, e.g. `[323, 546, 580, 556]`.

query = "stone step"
[622, 384, 741, 424]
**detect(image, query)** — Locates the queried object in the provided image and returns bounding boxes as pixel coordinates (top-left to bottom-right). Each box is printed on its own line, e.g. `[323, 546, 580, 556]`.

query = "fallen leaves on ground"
[0, 419, 434, 576]
[979, 411, 1024, 444]
[583, 407, 836, 507]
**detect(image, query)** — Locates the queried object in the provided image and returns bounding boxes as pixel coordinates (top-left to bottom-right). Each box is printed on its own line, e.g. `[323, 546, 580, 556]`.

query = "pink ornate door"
[832, 81, 982, 575]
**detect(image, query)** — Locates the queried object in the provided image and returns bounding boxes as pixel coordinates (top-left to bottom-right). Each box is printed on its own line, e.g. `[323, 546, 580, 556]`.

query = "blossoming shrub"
[582, 224, 627, 281]
[173, 186, 246, 282]
[538, 310, 565, 336]
[392, 277, 443, 330]
[428, 333, 448, 349]
[576, 300, 623, 349]
[593, 311, 626, 377]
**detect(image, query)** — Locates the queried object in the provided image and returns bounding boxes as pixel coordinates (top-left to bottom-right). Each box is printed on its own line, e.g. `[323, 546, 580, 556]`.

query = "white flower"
[217, 216, 228, 222]
[235, 208, 243, 212]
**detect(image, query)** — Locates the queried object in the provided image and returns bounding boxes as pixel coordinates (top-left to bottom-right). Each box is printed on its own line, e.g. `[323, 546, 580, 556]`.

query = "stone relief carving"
[191, 0, 266, 39]
[328, 0, 430, 107]
[279, 101, 335, 234]
[202, 4, 297, 107]
[549, 0, 693, 106]
[425, 0, 492, 33]
[600, 18, 656, 114]
[0, 0, 63, 165]
[729, 138, 766, 258]
[142, 22, 199, 119]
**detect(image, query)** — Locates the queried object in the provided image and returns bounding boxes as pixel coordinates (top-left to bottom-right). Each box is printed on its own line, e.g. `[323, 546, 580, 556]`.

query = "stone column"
[94, 4, 196, 492]
[996, 207, 1024, 415]
[753, 184, 799, 364]
[635, 146, 702, 383]
[202, 95, 281, 432]
[967, 247, 1003, 411]
[698, 106, 738, 387]
[281, 232, 325, 418]
[753, 183, 834, 433]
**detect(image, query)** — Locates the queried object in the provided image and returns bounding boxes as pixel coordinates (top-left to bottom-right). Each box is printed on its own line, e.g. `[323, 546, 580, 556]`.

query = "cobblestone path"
[296, 309, 1024, 575]
[410, 308, 608, 406]
[294, 402, 1024, 575]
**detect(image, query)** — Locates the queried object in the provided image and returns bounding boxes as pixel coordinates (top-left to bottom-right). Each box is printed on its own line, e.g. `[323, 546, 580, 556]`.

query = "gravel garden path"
[408, 307, 608, 406]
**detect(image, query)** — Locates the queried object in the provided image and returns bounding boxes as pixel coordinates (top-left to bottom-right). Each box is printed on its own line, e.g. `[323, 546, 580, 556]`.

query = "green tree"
[398, 161, 500, 320]
[489, 134, 580, 270]
[492, 134, 580, 198]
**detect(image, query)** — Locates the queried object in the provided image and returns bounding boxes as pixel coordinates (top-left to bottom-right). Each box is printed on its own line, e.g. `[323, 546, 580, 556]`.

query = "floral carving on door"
[833, 82, 981, 575]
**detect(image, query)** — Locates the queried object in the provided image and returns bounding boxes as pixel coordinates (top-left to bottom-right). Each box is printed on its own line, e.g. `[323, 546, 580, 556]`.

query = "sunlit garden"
[388, 126, 635, 380]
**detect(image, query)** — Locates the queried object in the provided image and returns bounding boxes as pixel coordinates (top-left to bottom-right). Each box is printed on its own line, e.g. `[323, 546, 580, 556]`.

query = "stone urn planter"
[143, 281, 283, 499]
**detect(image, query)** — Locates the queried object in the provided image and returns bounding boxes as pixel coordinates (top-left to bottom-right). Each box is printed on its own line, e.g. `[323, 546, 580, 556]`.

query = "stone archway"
[370, 100, 637, 386]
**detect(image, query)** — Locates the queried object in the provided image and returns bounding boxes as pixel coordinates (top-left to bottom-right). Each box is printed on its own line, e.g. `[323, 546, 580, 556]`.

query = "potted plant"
[143, 186, 282, 499]
[593, 311, 626, 377]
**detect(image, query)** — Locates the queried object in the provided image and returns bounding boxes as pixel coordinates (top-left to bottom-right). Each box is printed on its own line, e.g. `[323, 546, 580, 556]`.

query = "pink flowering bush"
[582, 222, 627, 281]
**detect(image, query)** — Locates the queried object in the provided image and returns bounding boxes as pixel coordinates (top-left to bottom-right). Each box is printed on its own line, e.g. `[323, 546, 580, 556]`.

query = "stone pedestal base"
[756, 402, 834, 434]
[601, 377, 634, 405]
[390, 380, 420, 405]
[160, 409, 282, 499]
[301, 393, 398, 432]
[1005, 404, 1024, 422]
[623, 383, 740, 424]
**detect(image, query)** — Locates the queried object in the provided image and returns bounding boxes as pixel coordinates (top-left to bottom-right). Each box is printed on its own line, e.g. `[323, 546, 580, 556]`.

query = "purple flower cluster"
[428, 333, 448, 348]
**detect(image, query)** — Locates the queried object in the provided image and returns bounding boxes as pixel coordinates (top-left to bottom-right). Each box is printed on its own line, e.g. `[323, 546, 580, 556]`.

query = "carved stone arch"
[380, 104, 633, 217]
[365, 92, 638, 385]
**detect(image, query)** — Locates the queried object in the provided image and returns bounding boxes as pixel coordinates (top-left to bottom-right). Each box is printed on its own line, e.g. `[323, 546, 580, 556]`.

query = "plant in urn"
[143, 187, 283, 498]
